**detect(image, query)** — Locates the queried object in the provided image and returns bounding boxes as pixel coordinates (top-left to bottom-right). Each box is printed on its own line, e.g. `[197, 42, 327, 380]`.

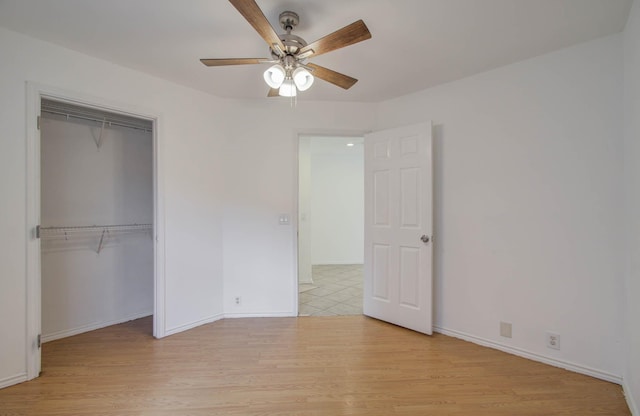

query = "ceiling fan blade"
[307, 63, 358, 89]
[298, 20, 371, 58]
[200, 58, 266, 66]
[228, 0, 286, 54]
[267, 88, 279, 97]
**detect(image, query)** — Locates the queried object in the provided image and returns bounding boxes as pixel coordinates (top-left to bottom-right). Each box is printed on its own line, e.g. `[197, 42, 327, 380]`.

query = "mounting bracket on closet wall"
[96, 228, 108, 253]
[93, 118, 106, 150]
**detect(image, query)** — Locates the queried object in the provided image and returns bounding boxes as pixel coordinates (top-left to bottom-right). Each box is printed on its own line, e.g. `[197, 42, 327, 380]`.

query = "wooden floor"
[0, 316, 630, 415]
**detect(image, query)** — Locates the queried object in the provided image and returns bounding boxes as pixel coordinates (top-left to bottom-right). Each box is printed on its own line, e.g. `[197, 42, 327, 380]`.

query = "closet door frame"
[25, 82, 166, 381]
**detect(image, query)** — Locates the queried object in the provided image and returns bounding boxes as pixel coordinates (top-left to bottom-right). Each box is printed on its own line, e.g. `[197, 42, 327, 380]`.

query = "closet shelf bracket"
[96, 229, 108, 254]
[93, 118, 106, 150]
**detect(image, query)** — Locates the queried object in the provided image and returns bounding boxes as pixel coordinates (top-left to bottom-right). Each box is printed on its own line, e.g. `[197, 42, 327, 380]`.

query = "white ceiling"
[0, 0, 633, 102]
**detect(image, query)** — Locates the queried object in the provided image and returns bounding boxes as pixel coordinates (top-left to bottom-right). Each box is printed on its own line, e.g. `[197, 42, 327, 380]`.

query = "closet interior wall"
[40, 99, 154, 341]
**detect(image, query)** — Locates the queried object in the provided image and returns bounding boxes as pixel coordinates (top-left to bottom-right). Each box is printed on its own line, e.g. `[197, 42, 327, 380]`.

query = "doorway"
[297, 135, 364, 316]
[25, 84, 165, 381]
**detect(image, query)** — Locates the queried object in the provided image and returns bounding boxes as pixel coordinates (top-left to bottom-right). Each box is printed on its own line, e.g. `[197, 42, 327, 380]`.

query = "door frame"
[25, 82, 166, 380]
[293, 129, 367, 316]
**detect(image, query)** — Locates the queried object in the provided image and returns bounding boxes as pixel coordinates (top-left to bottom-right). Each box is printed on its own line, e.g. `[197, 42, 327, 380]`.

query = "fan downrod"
[272, 11, 307, 57]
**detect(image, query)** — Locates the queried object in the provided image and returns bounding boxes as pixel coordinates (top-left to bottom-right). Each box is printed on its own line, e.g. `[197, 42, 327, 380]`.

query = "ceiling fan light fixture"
[293, 67, 314, 91]
[279, 79, 297, 97]
[263, 64, 286, 89]
[201, 4, 371, 99]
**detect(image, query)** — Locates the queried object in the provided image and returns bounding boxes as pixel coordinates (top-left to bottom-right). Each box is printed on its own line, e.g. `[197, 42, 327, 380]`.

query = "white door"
[363, 122, 433, 334]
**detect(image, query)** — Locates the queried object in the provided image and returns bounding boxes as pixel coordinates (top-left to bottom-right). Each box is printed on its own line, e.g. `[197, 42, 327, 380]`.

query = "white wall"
[376, 34, 625, 381]
[222, 101, 375, 316]
[309, 137, 364, 265]
[40, 114, 153, 341]
[0, 27, 227, 387]
[623, 0, 640, 412]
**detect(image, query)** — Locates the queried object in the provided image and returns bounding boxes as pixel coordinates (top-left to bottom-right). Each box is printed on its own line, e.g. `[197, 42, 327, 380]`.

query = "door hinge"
[36, 225, 41, 239]
[37, 334, 41, 349]
[37, 115, 40, 130]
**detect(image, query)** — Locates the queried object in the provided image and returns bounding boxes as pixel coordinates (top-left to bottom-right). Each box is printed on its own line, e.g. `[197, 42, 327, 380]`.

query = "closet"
[39, 99, 154, 342]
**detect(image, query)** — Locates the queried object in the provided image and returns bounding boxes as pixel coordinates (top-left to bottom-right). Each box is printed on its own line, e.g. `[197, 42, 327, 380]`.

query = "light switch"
[278, 214, 290, 225]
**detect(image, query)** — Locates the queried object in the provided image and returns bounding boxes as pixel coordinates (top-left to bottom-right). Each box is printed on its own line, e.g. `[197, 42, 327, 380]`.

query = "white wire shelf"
[38, 223, 153, 253]
[39, 223, 152, 235]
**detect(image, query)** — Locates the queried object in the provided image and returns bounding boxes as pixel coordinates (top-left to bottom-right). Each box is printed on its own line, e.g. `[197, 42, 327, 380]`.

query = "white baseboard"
[0, 373, 27, 390]
[42, 310, 153, 343]
[164, 313, 224, 337]
[623, 379, 639, 416]
[434, 325, 622, 384]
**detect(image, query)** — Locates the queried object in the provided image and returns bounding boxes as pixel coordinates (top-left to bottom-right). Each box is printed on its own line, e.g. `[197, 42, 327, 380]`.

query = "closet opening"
[38, 98, 156, 344]
[297, 134, 364, 316]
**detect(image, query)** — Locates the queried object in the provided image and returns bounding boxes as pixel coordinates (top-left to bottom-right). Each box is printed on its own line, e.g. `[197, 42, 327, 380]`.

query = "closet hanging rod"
[40, 109, 152, 133]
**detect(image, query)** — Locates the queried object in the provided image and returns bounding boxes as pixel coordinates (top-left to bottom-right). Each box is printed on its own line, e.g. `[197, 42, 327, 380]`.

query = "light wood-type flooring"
[0, 316, 630, 415]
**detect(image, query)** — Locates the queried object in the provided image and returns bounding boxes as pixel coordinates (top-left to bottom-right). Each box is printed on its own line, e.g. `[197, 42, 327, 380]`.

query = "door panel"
[400, 168, 420, 227]
[372, 244, 390, 300]
[364, 122, 433, 335]
[373, 170, 391, 226]
[399, 246, 420, 308]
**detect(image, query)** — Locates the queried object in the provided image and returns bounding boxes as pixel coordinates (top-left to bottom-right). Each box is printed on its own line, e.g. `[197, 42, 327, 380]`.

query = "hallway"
[299, 264, 363, 316]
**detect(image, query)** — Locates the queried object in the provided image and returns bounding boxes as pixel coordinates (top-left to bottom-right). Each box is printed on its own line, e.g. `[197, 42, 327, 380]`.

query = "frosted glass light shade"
[263, 65, 286, 89]
[279, 79, 297, 97]
[293, 67, 314, 91]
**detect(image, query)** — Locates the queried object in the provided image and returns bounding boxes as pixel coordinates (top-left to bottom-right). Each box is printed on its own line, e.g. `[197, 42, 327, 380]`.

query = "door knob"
[421, 235, 430, 243]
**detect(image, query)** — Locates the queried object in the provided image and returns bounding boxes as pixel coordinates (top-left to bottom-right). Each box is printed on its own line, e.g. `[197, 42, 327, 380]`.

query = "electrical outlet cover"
[546, 332, 560, 350]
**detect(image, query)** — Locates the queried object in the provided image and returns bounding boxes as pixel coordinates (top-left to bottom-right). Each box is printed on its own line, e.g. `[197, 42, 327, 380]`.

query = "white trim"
[25, 82, 42, 382]
[164, 314, 225, 337]
[434, 325, 623, 384]
[0, 374, 28, 390]
[292, 130, 300, 317]
[24, 82, 166, 384]
[41, 311, 153, 343]
[152, 111, 166, 340]
[623, 379, 639, 416]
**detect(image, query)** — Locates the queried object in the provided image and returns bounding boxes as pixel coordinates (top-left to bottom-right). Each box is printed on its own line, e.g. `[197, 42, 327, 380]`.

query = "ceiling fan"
[200, 0, 372, 97]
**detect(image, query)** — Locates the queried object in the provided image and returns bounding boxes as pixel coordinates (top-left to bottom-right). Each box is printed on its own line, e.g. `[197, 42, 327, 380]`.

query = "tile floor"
[299, 264, 363, 316]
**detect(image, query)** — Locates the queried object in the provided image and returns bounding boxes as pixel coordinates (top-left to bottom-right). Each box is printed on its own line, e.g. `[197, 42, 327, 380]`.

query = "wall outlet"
[500, 321, 512, 338]
[235, 296, 241, 306]
[546, 332, 560, 350]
